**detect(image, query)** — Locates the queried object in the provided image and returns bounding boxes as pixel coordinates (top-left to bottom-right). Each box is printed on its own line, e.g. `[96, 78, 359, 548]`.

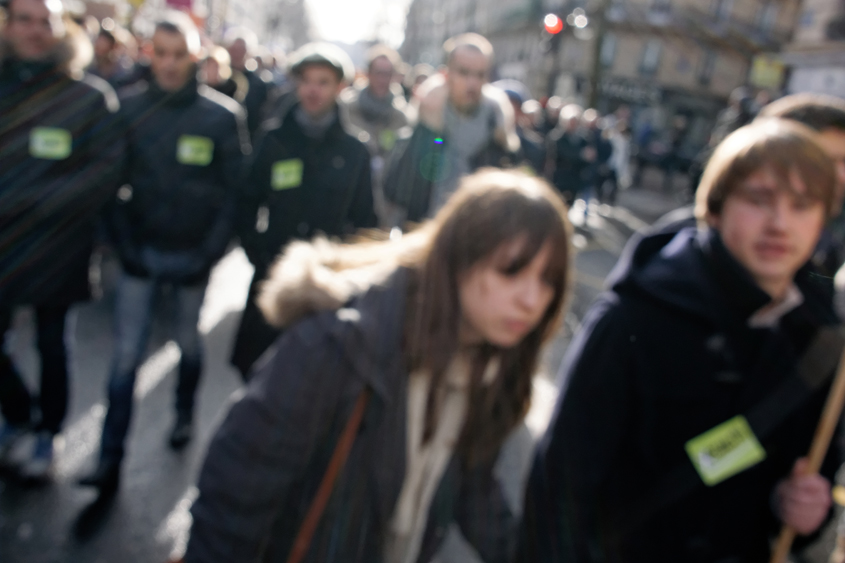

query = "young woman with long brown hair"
[184, 168, 573, 563]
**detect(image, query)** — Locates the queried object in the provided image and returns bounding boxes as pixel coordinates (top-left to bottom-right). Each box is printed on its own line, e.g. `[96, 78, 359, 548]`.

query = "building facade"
[782, 0, 845, 96]
[401, 0, 801, 153]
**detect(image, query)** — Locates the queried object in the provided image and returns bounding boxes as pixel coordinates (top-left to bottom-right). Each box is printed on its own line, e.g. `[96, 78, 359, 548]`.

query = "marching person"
[758, 93, 845, 278]
[231, 42, 377, 379]
[0, 0, 122, 480]
[383, 33, 519, 223]
[338, 44, 414, 226]
[546, 104, 586, 207]
[523, 119, 841, 562]
[225, 28, 272, 139]
[77, 12, 248, 492]
[186, 168, 572, 563]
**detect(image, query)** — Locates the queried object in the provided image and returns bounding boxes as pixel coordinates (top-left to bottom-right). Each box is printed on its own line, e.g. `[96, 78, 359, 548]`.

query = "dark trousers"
[230, 267, 281, 381]
[0, 306, 70, 434]
[599, 169, 620, 205]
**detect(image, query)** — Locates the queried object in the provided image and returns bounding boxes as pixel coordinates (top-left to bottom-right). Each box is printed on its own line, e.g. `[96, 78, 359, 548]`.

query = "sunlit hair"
[222, 26, 258, 53]
[366, 44, 401, 72]
[443, 32, 493, 67]
[405, 168, 572, 466]
[695, 118, 836, 223]
[559, 103, 583, 126]
[757, 93, 845, 133]
[206, 45, 232, 80]
[155, 11, 201, 56]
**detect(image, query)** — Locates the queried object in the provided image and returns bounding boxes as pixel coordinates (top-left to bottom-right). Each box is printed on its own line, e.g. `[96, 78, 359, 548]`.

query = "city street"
[3, 176, 835, 563]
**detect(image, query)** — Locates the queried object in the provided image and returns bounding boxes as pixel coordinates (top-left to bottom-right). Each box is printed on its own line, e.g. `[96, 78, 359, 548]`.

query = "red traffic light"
[544, 13, 564, 34]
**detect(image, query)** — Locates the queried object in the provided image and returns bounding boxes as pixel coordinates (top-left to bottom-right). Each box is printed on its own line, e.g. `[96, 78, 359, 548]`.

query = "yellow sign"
[177, 135, 214, 166]
[272, 159, 304, 190]
[750, 56, 785, 90]
[29, 127, 72, 160]
[685, 415, 766, 486]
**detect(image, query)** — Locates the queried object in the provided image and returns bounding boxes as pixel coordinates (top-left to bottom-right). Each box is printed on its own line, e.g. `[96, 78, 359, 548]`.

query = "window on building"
[756, 1, 779, 31]
[651, 0, 671, 12]
[698, 50, 717, 85]
[639, 39, 662, 75]
[711, 0, 733, 21]
[601, 33, 617, 68]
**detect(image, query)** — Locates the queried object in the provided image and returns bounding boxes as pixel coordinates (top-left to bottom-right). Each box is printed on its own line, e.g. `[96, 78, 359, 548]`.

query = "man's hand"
[776, 458, 832, 536]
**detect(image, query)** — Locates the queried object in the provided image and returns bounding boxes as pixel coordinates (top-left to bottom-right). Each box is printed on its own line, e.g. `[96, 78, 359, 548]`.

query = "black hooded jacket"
[108, 76, 249, 283]
[0, 50, 122, 306]
[522, 226, 841, 563]
[237, 104, 377, 271]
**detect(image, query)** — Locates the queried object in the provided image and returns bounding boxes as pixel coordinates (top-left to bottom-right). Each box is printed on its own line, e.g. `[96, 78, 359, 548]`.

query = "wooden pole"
[770, 345, 845, 563]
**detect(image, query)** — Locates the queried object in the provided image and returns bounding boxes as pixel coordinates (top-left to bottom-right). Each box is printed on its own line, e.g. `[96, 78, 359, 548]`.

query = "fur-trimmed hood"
[414, 73, 520, 154]
[257, 233, 428, 329]
[0, 18, 93, 77]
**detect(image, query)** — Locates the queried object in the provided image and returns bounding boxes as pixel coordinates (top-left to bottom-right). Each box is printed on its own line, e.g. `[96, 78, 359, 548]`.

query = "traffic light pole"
[546, 32, 563, 97]
[588, 0, 609, 109]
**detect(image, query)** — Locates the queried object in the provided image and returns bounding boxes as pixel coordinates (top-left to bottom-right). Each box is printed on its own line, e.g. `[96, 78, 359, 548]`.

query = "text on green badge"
[272, 159, 304, 190]
[30, 127, 72, 160]
[177, 135, 214, 166]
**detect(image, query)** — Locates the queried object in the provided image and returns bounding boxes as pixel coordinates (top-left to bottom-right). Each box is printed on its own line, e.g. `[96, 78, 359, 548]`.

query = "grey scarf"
[294, 105, 337, 139]
[358, 86, 395, 125]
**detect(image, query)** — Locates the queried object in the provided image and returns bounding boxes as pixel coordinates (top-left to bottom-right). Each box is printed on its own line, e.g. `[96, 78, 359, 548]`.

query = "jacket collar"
[318, 267, 409, 403]
[282, 102, 345, 142]
[145, 72, 200, 106]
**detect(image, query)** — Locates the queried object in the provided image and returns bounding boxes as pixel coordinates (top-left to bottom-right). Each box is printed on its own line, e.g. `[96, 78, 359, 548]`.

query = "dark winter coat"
[231, 103, 376, 376]
[239, 68, 271, 138]
[108, 76, 249, 285]
[547, 129, 587, 198]
[0, 40, 122, 307]
[237, 104, 376, 270]
[522, 226, 841, 563]
[187, 245, 516, 563]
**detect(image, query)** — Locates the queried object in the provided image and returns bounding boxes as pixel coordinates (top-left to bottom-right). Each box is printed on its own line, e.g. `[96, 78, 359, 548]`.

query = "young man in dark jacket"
[522, 120, 841, 562]
[225, 28, 272, 140]
[546, 104, 587, 207]
[230, 42, 377, 379]
[0, 0, 122, 480]
[77, 13, 248, 491]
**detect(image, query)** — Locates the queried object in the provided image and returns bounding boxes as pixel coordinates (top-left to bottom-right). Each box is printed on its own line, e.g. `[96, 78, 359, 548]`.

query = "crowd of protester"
[4, 0, 845, 561]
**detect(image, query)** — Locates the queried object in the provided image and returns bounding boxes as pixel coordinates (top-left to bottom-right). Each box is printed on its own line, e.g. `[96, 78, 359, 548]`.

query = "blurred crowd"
[6, 0, 845, 562]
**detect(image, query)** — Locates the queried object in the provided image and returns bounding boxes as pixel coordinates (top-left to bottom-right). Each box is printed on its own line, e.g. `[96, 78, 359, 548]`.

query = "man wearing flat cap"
[231, 42, 377, 379]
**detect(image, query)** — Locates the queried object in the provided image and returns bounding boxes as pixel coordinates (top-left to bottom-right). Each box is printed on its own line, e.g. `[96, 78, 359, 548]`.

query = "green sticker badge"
[177, 135, 214, 166]
[29, 127, 72, 160]
[379, 129, 396, 152]
[272, 159, 304, 190]
[685, 415, 766, 486]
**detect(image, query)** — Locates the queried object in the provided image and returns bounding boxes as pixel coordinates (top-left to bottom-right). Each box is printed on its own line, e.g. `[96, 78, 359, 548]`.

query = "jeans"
[0, 306, 71, 434]
[99, 272, 207, 463]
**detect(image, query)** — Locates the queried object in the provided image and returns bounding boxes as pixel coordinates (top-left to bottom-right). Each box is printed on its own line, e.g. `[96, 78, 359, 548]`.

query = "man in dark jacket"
[0, 0, 122, 480]
[758, 93, 845, 278]
[522, 120, 840, 562]
[225, 28, 272, 140]
[77, 12, 248, 491]
[546, 104, 587, 207]
[230, 42, 377, 379]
